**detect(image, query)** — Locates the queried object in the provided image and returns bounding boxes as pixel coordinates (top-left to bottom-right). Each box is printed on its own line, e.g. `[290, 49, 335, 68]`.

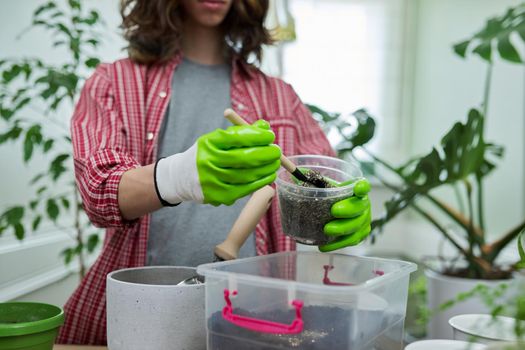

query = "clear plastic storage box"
[197, 251, 417, 350]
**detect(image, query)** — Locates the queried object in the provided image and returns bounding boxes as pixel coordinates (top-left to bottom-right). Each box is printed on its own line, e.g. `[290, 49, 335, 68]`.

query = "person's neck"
[181, 20, 226, 65]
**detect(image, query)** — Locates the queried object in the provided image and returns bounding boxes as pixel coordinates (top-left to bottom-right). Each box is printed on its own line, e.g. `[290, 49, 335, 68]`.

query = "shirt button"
[237, 103, 245, 110]
[159, 91, 167, 98]
[146, 132, 154, 141]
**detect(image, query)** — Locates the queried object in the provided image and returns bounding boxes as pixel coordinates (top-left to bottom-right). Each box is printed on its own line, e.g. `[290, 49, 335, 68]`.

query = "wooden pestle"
[213, 108, 289, 261]
[213, 185, 274, 261]
[223, 108, 312, 184]
[214, 108, 329, 261]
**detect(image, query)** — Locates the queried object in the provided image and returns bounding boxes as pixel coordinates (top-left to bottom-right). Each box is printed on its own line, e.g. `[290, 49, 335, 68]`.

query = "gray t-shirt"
[147, 58, 256, 267]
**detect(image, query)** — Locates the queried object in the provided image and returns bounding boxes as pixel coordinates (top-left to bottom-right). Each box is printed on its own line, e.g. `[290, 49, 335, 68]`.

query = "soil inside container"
[279, 170, 351, 245]
[208, 305, 388, 349]
[278, 193, 341, 245]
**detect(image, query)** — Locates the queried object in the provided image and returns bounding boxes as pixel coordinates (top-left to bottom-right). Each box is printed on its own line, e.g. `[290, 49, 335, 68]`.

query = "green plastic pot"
[0, 302, 64, 350]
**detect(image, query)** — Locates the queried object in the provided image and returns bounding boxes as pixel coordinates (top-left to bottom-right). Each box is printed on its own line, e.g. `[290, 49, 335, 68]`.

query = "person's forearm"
[118, 164, 164, 220]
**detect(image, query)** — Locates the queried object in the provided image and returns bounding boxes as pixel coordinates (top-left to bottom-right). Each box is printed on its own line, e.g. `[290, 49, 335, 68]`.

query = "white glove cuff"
[154, 143, 204, 205]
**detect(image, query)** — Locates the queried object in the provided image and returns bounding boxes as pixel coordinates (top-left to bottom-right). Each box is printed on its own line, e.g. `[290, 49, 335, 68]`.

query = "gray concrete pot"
[107, 266, 205, 350]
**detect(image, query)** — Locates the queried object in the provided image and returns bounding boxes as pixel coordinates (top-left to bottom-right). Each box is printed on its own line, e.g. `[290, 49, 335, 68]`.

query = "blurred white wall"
[280, 0, 411, 163]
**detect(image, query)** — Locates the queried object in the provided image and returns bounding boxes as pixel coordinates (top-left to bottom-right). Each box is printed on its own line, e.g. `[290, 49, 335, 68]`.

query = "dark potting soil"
[208, 305, 388, 349]
[279, 170, 344, 245]
[278, 190, 345, 245]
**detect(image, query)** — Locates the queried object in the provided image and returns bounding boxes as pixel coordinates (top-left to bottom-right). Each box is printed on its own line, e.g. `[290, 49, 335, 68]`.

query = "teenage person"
[58, 0, 371, 344]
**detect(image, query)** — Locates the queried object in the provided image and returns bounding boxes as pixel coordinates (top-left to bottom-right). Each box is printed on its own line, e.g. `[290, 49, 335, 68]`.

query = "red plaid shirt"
[58, 54, 334, 345]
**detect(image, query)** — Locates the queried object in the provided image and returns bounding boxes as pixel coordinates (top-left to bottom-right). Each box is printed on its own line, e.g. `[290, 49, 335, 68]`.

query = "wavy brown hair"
[120, 0, 273, 65]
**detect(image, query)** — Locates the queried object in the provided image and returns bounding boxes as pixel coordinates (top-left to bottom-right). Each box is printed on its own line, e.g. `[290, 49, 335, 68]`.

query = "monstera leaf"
[374, 109, 504, 227]
[339, 109, 376, 152]
[307, 104, 341, 124]
[454, 3, 525, 63]
[307, 104, 376, 156]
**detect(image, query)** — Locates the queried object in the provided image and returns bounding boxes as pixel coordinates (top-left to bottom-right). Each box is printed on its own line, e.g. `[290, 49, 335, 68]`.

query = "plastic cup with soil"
[275, 155, 362, 246]
[0, 302, 64, 350]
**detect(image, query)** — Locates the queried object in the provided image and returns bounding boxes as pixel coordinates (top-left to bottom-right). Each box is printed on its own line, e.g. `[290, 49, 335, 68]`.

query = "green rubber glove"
[197, 120, 281, 206]
[319, 179, 372, 252]
[155, 119, 281, 207]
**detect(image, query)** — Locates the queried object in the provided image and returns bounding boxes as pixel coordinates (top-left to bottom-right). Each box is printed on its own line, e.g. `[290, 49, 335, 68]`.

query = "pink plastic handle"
[322, 265, 355, 286]
[222, 289, 304, 334]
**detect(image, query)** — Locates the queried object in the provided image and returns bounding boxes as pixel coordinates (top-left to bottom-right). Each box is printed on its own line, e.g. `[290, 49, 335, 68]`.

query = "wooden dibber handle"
[223, 108, 298, 175]
[214, 185, 275, 260]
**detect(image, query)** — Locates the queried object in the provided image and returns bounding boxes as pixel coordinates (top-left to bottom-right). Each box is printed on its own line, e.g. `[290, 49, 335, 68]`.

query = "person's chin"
[197, 15, 227, 27]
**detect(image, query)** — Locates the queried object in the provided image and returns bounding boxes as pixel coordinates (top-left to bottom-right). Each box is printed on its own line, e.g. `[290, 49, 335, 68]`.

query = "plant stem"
[486, 220, 525, 263]
[483, 63, 493, 118]
[410, 205, 468, 257]
[368, 171, 470, 257]
[478, 62, 492, 239]
[476, 174, 486, 239]
[453, 183, 466, 214]
[465, 180, 476, 257]
[425, 195, 484, 238]
[412, 204, 486, 277]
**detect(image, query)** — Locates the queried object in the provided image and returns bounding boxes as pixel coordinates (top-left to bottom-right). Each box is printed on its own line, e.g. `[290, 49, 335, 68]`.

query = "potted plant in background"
[443, 240, 525, 347]
[309, 2, 525, 339]
[0, 0, 104, 278]
[486, 237, 525, 349]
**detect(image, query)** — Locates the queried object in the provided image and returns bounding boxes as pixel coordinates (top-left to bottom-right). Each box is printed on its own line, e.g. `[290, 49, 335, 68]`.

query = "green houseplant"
[0, 0, 105, 277]
[310, 1, 525, 281]
[309, 2, 525, 338]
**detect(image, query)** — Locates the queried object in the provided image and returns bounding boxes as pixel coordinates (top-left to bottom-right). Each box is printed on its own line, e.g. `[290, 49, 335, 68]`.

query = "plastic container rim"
[275, 155, 363, 195]
[0, 302, 64, 337]
[107, 265, 203, 288]
[197, 251, 417, 294]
